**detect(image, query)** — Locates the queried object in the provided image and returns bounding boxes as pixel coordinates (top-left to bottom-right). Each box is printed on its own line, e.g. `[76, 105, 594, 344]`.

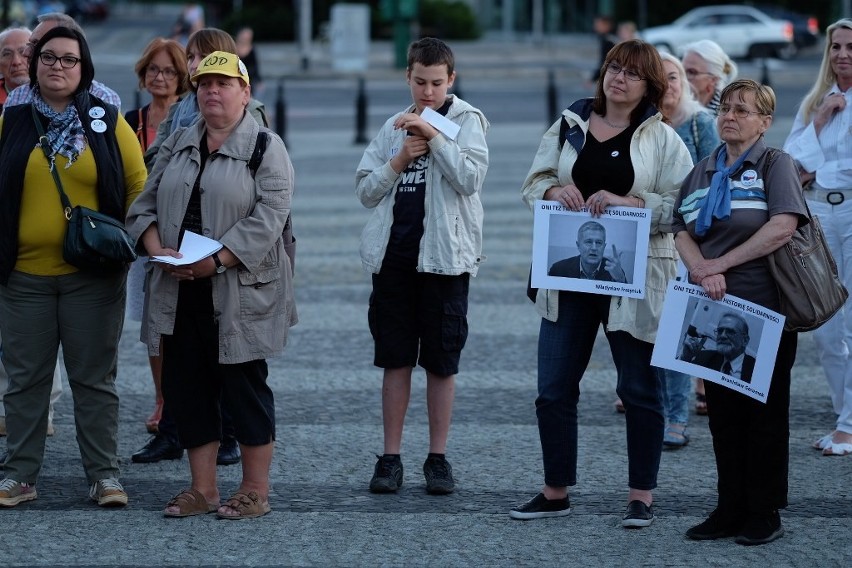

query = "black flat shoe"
[131, 434, 183, 464]
[217, 437, 241, 466]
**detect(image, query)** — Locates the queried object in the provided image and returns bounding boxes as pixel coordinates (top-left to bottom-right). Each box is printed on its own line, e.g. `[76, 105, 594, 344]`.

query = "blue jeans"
[536, 292, 664, 490]
[659, 368, 691, 425]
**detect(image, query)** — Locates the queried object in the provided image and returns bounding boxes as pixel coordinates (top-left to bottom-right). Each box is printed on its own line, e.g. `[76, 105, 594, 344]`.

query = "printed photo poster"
[531, 200, 650, 298]
[651, 281, 785, 403]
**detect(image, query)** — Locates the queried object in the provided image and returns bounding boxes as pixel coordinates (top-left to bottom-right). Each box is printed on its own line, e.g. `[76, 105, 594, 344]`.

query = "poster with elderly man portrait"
[651, 281, 785, 403]
[531, 201, 650, 298]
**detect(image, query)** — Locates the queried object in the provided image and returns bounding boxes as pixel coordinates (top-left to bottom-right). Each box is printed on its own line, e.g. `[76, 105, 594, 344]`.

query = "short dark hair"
[407, 37, 454, 75]
[28, 25, 93, 95]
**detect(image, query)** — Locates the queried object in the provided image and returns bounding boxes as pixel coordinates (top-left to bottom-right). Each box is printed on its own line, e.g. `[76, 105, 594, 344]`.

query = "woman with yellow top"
[0, 26, 147, 509]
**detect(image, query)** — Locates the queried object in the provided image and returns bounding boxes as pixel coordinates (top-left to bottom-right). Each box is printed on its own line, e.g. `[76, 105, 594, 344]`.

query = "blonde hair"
[799, 19, 852, 123]
[659, 51, 706, 127]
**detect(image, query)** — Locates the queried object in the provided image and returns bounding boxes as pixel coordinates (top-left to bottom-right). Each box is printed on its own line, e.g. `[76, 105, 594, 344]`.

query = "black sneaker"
[369, 454, 403, 493]
[685, 509, 743, 540]
[509, 493, 571, 520]
[735, 510, 784, 546]
[622, 500, 654, 528]
[423, 455, 455, 495]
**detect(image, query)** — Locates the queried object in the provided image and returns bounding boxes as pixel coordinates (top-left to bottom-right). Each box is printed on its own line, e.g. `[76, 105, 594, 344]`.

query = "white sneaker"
[89, 478, 128, 507]
[0, 478, 37, 507]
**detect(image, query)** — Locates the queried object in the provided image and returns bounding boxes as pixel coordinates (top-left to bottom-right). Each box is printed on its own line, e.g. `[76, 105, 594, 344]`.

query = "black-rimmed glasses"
[39, 52, 81, 69]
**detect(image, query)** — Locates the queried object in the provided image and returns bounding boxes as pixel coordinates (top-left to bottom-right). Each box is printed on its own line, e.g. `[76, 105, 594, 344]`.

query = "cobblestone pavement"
[0, 17, 850, 568]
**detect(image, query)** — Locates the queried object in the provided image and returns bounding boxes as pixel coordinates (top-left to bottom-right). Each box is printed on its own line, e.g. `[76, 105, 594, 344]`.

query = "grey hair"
[0, 26, 31, 46]
[681, 39, 738, 88]
[36, 12, 85, 37]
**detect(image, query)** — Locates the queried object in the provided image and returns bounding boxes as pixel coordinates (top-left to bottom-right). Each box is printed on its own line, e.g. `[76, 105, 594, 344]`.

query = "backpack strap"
[248, 130, 268, 178]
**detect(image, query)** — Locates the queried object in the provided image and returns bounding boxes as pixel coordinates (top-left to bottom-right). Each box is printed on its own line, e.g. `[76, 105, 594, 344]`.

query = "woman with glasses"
[144, 28, 268, 167]
[681, 39, 738, 113]
[0, 26, 147, 508]
[784, 19, 852, 458]
[124, 37, 189, 436]
[512, 40, 693, 528]
[673, 80, 807, 545]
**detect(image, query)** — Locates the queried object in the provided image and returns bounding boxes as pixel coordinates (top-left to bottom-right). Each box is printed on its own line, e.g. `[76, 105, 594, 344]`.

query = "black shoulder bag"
[33, 106, 137, 272]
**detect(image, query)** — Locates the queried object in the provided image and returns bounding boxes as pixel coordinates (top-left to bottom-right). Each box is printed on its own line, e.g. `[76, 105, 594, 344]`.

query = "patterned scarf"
[694, 142, 755, 237]
[32, 87, 86, 168]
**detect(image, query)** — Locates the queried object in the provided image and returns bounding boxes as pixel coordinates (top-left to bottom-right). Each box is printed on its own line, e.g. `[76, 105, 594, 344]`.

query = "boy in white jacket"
[355, 37, 489, 495]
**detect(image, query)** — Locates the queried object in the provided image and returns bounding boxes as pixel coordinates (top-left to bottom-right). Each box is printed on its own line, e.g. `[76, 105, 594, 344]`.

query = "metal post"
[546, 70, 558, 125]
[760, 59, 771, 88]
[354, 76, 368, 145]
[134, 89, 142, 112]
[452, 75, 462, 101]
[275, 80, 287, 145]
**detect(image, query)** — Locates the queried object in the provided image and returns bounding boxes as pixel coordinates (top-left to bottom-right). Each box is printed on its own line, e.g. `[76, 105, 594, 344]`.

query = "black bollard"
[275, 79, 287, 146]
[546, 70, 558, 125]
[134, 89, 142, 112]
[354, 76, 368, 145]
[760, 58, 771, 88]
[452, 75, 462, 100]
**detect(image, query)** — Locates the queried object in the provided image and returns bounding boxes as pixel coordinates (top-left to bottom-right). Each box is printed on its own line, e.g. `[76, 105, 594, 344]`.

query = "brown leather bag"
[763, 149, 848, 331]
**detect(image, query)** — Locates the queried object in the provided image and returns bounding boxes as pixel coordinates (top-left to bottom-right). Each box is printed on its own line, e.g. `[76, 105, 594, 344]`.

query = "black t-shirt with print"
[383, 99, 452, 269]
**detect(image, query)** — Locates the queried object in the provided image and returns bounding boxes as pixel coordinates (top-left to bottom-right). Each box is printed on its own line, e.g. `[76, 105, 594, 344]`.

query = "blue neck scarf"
[694, 143, 755, 236]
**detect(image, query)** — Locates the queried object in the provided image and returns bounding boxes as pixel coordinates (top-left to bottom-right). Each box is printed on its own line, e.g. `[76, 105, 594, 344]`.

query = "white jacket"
[356, 96, 489, 276]
[521, 99, 693, 342]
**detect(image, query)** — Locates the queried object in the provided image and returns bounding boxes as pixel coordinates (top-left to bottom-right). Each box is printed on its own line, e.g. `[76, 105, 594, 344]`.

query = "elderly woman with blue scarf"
[673, 79, 808, 546]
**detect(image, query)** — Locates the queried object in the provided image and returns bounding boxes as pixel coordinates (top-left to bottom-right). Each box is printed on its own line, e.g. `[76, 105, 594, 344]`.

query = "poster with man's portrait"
[531, 201, 650, 298]
[651, 281, 785, 403]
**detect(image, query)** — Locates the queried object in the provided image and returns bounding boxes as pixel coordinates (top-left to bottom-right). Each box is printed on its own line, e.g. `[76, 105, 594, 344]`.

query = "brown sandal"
[216, 491, 271, 520]
[163, 488, 218, 518]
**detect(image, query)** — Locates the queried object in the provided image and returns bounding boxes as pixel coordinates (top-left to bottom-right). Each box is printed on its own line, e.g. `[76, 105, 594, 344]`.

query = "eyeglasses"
[715, 104, 766, 119]
[685, 69, 715, 79]
[146, 64, 178, 80]
[605, 62, 643, 82]
[38, 52, 81, 69]
[0, 47, 26, 61]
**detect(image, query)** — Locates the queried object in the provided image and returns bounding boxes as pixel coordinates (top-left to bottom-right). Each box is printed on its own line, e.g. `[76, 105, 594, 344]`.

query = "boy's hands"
[390, 135, 429, 173]
[394, 112, 439, 140]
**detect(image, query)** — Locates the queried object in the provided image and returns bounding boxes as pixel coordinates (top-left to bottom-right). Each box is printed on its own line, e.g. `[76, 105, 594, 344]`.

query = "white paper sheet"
[150, 230, 223, 266]
[421, 107, 461, 141]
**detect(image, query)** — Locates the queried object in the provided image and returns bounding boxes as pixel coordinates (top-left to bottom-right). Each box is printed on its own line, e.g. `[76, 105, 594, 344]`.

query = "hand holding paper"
[151, 231, 222, 266]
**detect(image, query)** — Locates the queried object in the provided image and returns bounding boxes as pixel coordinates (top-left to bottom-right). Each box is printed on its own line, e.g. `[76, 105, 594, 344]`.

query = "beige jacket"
[127, 111, 296, 363]
[521, 100, 693, 342]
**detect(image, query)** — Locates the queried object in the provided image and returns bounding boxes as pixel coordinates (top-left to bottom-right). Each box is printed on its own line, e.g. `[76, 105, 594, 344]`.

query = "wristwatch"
[212, 252, 227, 274]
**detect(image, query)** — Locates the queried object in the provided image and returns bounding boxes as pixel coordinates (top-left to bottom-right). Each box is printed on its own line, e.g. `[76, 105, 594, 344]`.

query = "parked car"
[756, 5, 819, 49]
[640, 5, 796, 60]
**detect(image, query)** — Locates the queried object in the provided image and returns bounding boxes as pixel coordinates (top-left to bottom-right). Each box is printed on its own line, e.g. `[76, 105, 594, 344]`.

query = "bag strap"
[761, 147, 813, 220]
[247, 131, 292, 236]
[31, 105, 73, 220]
[247, 130, 268, 178]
